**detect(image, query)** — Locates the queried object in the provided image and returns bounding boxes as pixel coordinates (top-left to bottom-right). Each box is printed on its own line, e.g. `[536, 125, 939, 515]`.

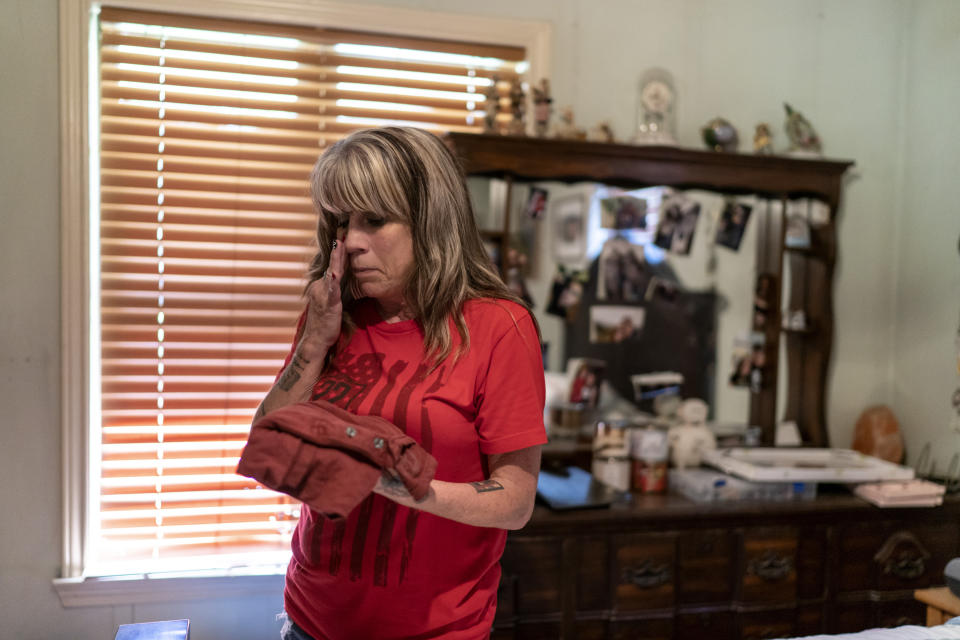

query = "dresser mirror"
[449, 133, 852, 445]
[468, 177, 799, 429]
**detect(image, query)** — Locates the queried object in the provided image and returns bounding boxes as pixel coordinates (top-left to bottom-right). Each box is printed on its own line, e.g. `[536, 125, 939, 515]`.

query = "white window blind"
[93, 7, 525, 575]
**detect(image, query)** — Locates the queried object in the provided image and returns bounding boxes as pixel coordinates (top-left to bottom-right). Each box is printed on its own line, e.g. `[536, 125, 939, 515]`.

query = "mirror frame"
[445, 132, 853, 446]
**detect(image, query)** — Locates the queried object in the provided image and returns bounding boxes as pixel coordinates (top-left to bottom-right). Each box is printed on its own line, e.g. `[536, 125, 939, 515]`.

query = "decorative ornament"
[634, 68, 677, 145]
[587, 120, 616, 144]
[531, 78, 553, 138]
[507, 78, 527, 136]
[667, 399, 716, 469]
[753, 123, 773, 154]
[700, 117, 738, 152]
[553, 106, 586, 140]
[482, 75, 501, 134]
[783, 103, 822, 155]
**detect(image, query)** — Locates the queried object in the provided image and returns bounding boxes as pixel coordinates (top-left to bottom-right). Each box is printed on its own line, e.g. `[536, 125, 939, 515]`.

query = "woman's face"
[338, 210, 415, 310]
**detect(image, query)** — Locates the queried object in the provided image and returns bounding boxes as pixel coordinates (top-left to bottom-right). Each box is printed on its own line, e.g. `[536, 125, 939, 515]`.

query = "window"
[60, 2, 541, 584]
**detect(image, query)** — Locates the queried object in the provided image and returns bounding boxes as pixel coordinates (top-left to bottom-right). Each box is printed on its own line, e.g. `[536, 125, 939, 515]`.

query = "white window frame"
[56, 0, 550, 606]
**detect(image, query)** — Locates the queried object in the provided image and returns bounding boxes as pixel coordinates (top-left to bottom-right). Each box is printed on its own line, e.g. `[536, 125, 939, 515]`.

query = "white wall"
[892, 1, 960, 469]
[2, 0, 957, 637]
[0, 1, 98, 638]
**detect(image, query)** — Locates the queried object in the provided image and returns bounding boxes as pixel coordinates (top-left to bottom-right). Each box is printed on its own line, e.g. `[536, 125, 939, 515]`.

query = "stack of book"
[853, 479, 946, 507]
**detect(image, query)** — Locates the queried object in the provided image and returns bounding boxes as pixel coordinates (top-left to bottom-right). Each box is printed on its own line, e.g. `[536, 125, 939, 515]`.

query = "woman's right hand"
[298, 237, 347, 359]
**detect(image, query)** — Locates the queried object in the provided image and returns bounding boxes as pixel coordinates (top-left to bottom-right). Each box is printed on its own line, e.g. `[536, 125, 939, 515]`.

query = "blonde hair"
[306, 127, 536, 365]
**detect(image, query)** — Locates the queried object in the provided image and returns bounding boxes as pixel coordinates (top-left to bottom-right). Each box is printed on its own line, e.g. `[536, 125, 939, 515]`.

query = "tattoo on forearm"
[470, 479, 504, 493]
[253, 404, 266, 422]
[277, 352, 310, 392]
[379, 472, 412, 499]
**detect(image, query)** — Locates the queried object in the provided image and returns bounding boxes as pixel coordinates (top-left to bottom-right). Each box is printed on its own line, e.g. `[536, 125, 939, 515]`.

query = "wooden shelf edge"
[445, 132, 854, 208]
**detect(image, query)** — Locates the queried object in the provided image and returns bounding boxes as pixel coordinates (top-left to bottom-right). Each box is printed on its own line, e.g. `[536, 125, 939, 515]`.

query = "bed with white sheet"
[783, 618, 960, 639]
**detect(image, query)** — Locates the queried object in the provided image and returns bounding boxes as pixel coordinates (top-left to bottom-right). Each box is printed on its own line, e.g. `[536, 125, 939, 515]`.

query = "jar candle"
[630, 426, 669, 493]
[592, 420, 631, 491]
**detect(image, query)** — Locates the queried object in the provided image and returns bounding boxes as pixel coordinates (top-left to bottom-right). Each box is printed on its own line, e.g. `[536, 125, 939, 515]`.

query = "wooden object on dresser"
[444, 133, 853, 446]
[914, 586, 960, 626]
[492, 492, 960, 640]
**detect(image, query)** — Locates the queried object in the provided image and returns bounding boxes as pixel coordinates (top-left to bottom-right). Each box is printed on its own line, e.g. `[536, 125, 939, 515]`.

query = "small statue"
[553, 106, 585, 140]
[666, 398, 716, 469]
[587, 120, 616, 144]
[507, 78, 526, 136]
[701, 117, 738, 152]
[483, 76, 501, 134]
[753, 123, 773, 154]
[784, 103, 822, 155]
[532, 78, 553, 137]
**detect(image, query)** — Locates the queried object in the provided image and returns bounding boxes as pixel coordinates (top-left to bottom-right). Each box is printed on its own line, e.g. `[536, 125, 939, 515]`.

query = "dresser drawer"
[796, 525, 828, 599]
[608, 616, 673, 640]
[676, 529, 735, 604]
[740, 527, 799, 602]
[876, 599, 926, 629]
[577, 535, 611, 611]
[738, 608, 796, 640]
[837, 522, 959, 592]
[675, 611, 737, 640]
[613, 532, 677, 611]
[834, 597, 926, 632]
[500, 536, 563, 615]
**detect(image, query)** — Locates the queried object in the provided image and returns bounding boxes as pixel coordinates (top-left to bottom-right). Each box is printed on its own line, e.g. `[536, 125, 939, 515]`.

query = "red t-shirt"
[282, 297, 547, 640]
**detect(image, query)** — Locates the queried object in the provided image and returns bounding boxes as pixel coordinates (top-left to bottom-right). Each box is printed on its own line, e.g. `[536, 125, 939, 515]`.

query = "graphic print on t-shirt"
[306, 346, 444, 586]
[399, 368, 445, 583]
[310, 351, 384, 410]
[374, 361, 430, 586]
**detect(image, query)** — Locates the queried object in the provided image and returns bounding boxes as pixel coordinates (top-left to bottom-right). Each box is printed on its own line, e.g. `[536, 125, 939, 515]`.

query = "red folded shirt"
[237, 400, 437, 518]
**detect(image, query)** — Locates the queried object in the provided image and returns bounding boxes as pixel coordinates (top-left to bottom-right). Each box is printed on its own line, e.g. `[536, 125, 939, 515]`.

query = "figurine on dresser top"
[667, 398, 717, 469]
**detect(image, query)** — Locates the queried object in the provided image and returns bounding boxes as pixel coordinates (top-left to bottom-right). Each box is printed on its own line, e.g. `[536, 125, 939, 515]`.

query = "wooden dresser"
[492, 491, 960, 640]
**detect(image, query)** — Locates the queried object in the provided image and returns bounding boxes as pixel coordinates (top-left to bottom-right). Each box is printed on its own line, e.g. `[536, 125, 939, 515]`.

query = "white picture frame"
[702, 448, 915, 483]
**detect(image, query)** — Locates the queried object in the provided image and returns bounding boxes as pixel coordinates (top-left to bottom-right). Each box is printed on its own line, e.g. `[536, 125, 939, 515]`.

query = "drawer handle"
[884, 556, 927, 580]
[747, 551, 792, 582]
[622, 560, 671, 589]
[873, 530, 931, 581]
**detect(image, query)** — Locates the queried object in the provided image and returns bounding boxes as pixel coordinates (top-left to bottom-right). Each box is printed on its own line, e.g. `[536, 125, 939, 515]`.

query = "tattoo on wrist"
[277, 352, 310, 392]
[470, 479, 504, 493]
[379, 472, 412, 499]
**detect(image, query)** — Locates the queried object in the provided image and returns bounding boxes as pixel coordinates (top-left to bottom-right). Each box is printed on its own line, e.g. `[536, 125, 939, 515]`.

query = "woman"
[252, 127, 547, 640]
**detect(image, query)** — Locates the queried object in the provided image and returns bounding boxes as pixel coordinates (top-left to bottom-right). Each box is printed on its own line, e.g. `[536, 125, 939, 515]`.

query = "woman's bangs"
[314, 145, 407, 222]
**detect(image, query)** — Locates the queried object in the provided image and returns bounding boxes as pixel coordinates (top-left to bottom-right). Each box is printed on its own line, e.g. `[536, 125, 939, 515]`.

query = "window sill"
[53, 569, 286, 608]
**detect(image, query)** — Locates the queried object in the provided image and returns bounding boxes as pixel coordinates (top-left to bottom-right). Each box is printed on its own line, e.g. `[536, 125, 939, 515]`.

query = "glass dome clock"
[633, 68, 677, 145]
